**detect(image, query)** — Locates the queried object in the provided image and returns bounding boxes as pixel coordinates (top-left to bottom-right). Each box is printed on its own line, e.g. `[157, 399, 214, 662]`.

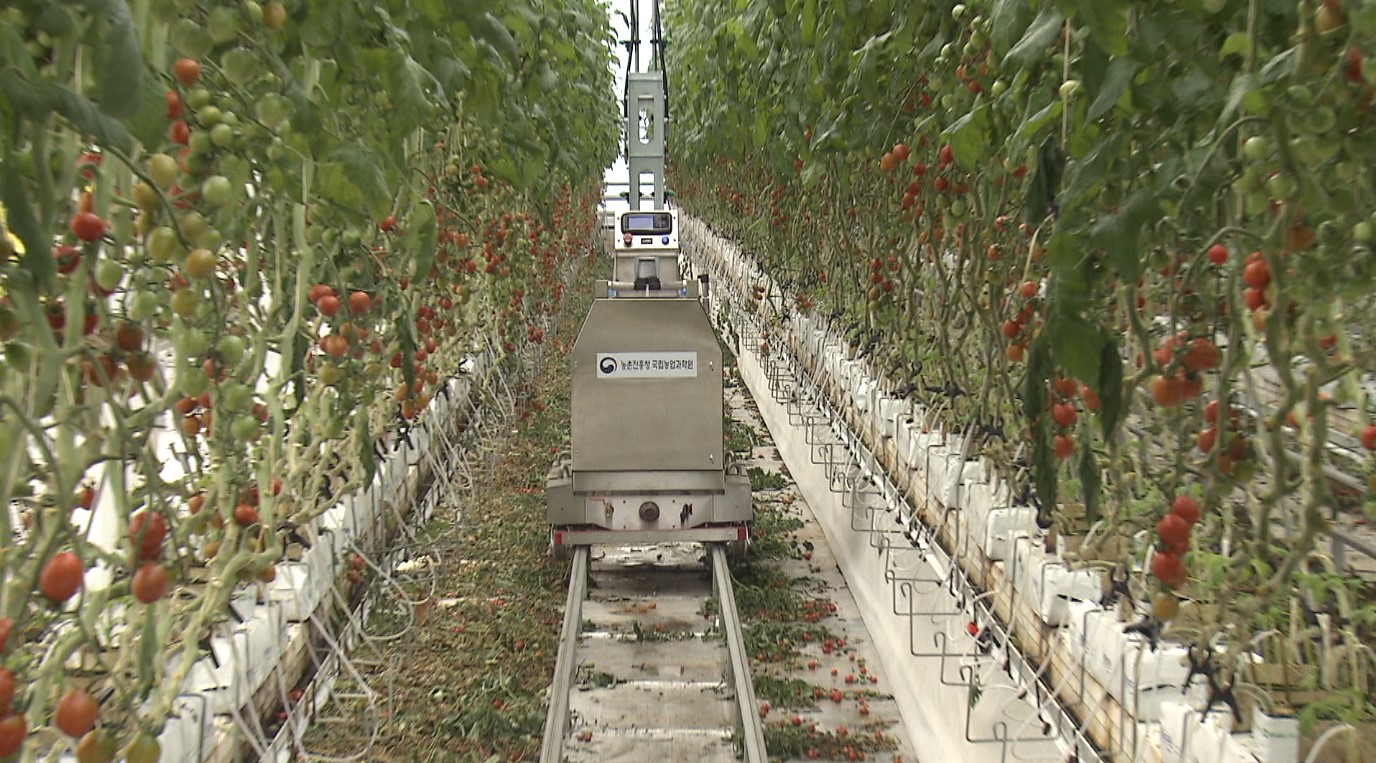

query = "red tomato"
[1183, 338, 1219, 372]
[233, 503, 259, 527]
[1206, 243, 1229, 265]
[172, 57, 201, 86]
[1361, 424, 1376, 451]
[1243, 260, 1270, 289]
[1196, 427, 1218, 453]
[169, 120, 190, 145]
[315, 294, 341, 316]
[0, 711, 25, 756]
[131, 563, 169, 604]
[128, 510, 166, 561]
[1150, 551, 1187, 589]
[53, 688, 98, 737]
[39, 551, 84, 604]
[0, 667, 15, 708]
[69, 212, 105, 243]
[1171, 495, 1201, 527]
[1156, 513, 1191, 553]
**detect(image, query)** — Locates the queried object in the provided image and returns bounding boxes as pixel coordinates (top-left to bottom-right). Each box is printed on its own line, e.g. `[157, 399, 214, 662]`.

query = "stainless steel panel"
[570, 299, 723, 473]
[572, 470, 725, 494]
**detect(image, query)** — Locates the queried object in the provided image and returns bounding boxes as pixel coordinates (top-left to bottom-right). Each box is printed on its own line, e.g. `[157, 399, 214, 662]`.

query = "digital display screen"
[621, 212, 673, 235]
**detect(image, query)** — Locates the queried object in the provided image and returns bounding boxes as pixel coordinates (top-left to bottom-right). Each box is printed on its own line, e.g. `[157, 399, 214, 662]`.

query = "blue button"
[662, 236, 670, 244]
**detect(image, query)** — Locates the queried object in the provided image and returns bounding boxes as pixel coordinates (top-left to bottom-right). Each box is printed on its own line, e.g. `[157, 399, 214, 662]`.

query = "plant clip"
[1122, 616, 1162, 651]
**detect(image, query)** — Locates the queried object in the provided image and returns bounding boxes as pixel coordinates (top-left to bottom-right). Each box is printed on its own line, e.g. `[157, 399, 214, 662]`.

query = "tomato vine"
[668, 0, 1376, 732]
[0, 0, 616, 758]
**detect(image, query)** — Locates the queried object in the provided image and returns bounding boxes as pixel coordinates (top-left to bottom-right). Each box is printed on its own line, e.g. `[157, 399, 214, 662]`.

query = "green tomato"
[1241, 89, 1270, 116]
[207, 6, 240, 44]
[95, 259, 124, 292]
[231, 415, 260, 442]
[181, 151, 211, 176]
[210, 123, 236, 149]
[221, 48, 261, 86]
[186, 88, 214, 110]
[188, 130, 214, 155]
[201, 176, 233, 208]
[243, 1, 264, 25]
[196, 105, 223, 127]
[221, 382, 253, 411]
[177, 365, 211, 397]
[128, 290, 159, 321]
[1352, 220, 1374, 244]
[179, 212, 209, 244]
[1303, 106, 1336, 135]
[147, 226, 180, 262]
[1241, 135, 1270, 161]
[1291, 134, 1339, 166]
[1267, 172, 1296, 201]
[254, 95, 292, 131]
[176, 326, 209, 357]
[170, 288, 201, 318]
[217, 334, 246, 367]
[169, 18, 212, 58]
[147, 153, 179, 189]
[149, 0, 181, 23]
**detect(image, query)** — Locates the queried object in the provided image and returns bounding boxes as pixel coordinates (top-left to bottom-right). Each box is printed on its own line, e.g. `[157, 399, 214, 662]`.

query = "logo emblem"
[598, 356, 618, 375]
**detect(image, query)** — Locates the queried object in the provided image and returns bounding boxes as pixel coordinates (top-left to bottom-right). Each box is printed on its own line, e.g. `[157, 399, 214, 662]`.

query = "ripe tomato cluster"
[1150, 496, 1202, 590]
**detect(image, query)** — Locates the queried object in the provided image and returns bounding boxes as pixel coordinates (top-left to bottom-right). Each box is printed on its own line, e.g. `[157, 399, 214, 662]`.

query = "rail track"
[540, 543, 767, 763]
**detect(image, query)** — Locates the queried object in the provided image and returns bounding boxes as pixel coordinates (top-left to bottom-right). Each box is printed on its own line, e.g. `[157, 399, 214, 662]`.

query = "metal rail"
[539, 543, 765, 763]
[709, 543, 767, 763]
[540, 545, 589, 763]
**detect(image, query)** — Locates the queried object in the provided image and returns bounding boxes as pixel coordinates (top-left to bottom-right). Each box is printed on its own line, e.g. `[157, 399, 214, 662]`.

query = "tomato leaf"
[1212, 72, 1254, 137]
[1086, 57, 1138, 122]
[990, 0, 1035, 58]
[136, 605, 158, 700]
[1096, 338, 1124, 439]
[944, 105, 989, 172]
[801, 0, 817, 44]
[0, 151, 54, 292]
[1071, 0, 1128, 57]
[86, 0, 145, 119]
[470, 12, 521, 67]
[318, 143, 390, 220]
[1002, 7, 1063, 72]
[1078, 437, 1100, 527]
[1058, 131, 1124, 209]
[1023, 333, 1057, 528]
[405, 199, 439, 280]
[357, 410, 375, 481]
[1088, 186, 1158, 282]
[1013, 94, 1061, 148]
[384, 47, 438, 130]
[1049, 312, 1104, 388]
[1023, 137, 1064, 225]
[0, 74, 134, 154]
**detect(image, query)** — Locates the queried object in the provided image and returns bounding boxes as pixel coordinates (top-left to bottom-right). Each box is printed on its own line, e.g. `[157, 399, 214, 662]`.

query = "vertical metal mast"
[625, 0, 667, 211]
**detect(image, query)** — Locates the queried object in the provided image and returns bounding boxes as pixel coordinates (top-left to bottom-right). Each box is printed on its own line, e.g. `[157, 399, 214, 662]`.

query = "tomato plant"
[667, 0, 1376, 738]
[0, 0, 616, 757]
